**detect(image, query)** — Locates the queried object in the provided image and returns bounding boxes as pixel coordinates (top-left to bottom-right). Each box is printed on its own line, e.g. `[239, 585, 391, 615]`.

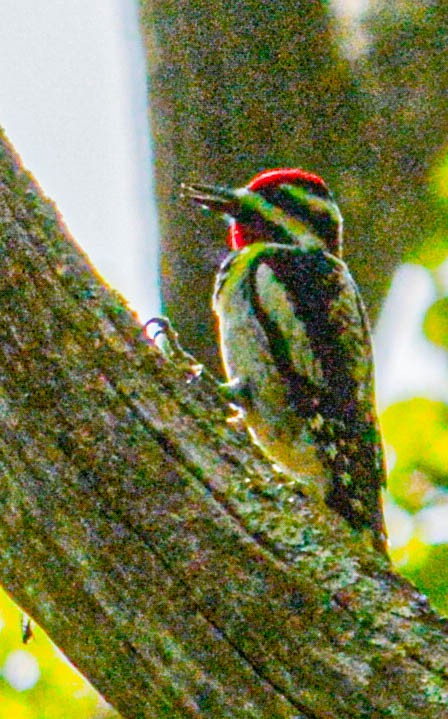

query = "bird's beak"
[181, 182, 241, 217]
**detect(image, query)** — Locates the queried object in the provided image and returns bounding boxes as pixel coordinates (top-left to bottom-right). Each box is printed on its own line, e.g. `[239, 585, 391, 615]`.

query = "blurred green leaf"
[399, 543, 448, 616]
[0, 588, 118, 719]
[411, 233, 448, 269]
[423, 297, 448, 349]
[430, 151, 448, 204]
[410, 152, 448, 267]
[382, 399, 448, 509]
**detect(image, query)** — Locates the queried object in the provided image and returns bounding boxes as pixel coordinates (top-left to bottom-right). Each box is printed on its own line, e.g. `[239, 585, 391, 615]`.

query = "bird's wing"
[252, 244, 386, 541]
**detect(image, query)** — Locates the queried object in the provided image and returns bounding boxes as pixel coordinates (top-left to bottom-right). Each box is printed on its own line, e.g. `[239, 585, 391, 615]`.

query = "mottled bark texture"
[0, 131, 447, 718]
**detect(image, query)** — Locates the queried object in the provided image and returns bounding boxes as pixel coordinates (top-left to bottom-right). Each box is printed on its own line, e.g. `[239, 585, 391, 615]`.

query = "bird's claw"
[143, 316, 204, 382]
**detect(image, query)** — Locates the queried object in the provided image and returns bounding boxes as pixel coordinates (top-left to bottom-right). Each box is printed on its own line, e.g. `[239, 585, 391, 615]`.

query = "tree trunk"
[0, 130, 447, 718]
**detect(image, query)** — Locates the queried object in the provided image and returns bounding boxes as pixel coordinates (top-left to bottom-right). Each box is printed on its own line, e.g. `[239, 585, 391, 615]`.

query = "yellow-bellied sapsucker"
[184, 168, 387, 550]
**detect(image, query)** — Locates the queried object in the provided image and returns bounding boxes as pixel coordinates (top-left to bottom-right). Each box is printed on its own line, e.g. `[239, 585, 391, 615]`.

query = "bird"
[183, 168, 387, 551]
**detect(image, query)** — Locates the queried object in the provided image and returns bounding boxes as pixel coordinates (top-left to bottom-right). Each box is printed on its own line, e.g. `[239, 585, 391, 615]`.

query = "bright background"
[0, 0, 159, 322]
[0, 1, 447, 717]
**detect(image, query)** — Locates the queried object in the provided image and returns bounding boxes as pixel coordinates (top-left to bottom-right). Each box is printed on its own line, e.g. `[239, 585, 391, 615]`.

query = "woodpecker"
[184, 168, 387, 550]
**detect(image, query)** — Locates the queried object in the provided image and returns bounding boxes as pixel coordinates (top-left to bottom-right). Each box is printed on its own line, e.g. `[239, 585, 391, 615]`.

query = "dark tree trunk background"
[140, 0, 448, 372]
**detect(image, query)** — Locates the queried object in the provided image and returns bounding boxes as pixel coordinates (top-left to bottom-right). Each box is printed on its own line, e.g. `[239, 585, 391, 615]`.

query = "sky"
[0, 0, 160, 320]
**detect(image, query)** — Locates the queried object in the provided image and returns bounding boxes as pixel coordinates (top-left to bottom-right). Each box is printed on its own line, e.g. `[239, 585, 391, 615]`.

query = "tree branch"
[0, 130, 447, 718]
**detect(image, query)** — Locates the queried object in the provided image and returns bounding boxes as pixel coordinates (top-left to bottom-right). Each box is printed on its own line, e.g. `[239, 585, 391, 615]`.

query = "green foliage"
[383, 406, 448, 616]
[403, 544, 448, 614]
[424, 298, 448, 348]
[0, 589, 118, 719]
[411, 153, 448, 268]
[382, 149, 448, 614]
[383, 398, 448, 505]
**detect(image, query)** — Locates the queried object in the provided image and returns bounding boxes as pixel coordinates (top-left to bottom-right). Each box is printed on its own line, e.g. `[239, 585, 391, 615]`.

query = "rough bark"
[0, 131, 447, 718]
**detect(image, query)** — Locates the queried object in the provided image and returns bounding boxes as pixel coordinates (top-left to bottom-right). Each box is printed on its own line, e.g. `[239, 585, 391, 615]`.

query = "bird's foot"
[143, 317, 204, 382]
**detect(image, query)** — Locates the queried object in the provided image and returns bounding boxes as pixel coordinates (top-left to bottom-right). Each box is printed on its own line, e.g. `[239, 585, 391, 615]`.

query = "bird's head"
[183, 167, 343, 257]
